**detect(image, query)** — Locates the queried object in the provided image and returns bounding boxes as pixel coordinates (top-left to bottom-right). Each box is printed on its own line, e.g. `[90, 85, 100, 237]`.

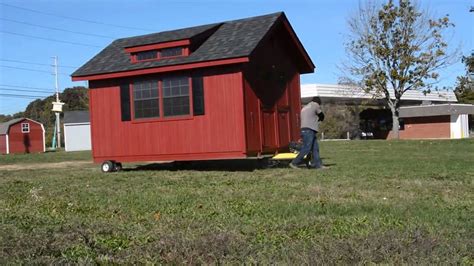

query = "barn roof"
[0, 118, 23, 135]
[0, 118, 43, 135]
[72, 12, 312, 78]
[64, 111, 90, 124]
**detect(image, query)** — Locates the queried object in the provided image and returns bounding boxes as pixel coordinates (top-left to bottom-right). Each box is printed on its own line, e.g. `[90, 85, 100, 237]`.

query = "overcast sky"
[1, 0, 473, 115]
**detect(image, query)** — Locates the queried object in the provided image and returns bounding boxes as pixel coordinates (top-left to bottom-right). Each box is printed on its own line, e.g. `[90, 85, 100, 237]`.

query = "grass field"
[0, 140, 473, 264]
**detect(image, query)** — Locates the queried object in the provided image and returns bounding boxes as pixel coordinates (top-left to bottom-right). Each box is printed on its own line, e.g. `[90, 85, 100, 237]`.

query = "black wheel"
[101, 160, 114, 173]
[114, 162, 123, 172]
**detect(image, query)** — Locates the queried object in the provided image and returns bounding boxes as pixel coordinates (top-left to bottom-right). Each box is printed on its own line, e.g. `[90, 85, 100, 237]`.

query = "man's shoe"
[289, 163, 299, 169]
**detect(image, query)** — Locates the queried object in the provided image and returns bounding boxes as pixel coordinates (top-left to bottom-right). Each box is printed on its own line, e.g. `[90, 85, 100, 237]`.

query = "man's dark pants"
[291, 128, 322, 169]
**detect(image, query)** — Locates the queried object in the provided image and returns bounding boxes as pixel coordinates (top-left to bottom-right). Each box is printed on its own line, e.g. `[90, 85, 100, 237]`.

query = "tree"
[454, 53, 474, 104]
[318, 103, 363, 139]
[343, 0, 458, 138]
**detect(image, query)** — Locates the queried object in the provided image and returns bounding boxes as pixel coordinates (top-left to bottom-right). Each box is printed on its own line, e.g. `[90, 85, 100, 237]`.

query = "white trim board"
[6, 134, 9, 154]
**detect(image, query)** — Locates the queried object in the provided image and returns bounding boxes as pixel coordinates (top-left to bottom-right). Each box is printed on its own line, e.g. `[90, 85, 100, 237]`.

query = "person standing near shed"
[290, 96, 325, 169]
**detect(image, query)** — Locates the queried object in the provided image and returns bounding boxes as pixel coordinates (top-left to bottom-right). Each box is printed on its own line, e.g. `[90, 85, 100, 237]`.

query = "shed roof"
[64, 111, 90, 124]
[0, 118, 42, 135]
[72, 12, 313, 78]
[399, 104, 474, 118]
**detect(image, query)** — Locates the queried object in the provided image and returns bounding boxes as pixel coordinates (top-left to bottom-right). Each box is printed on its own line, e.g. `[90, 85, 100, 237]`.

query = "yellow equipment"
[271, 152, 298, 160]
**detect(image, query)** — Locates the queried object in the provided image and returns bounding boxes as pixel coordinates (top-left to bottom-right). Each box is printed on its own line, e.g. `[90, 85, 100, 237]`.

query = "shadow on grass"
[122, 158, 332, 172]
[124, 159, 270, 172]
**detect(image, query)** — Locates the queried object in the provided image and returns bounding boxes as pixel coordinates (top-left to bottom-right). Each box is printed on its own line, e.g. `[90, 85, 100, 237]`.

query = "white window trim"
[21, 123, 30, 133]
[41, 124, 46, 152]
[5, 134, 9, 154]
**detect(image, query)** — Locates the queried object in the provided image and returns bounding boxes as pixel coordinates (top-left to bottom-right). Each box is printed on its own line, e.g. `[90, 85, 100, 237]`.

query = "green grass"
[0, 149, 91, 165]
[0, 140, 473, 264]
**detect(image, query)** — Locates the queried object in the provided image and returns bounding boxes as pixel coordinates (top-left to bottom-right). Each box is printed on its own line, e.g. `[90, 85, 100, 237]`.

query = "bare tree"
[343, 0, 458, 138]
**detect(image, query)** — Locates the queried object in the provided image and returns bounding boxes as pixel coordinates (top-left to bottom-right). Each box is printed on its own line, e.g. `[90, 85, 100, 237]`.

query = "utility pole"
[51, 56, 64, 149]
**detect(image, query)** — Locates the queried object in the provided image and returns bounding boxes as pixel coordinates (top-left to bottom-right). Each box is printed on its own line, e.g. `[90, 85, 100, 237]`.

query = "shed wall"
[89, 68, 246, 163]
[0, 135, 6, 154]
[243, 22, 302, 154]
[64, 123, 92, 151]
[8, 120, 44, 154]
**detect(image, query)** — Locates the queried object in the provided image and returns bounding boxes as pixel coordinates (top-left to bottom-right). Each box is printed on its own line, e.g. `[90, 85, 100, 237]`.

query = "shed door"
[262, 109, 278, 150]
[278, 110, 290, 148]
[277, 87, 291, 148]
[244, 78, 261, 153]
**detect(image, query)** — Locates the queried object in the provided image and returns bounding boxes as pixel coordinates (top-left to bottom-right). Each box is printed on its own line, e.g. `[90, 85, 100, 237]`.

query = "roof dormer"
[125, 39, 190, 63]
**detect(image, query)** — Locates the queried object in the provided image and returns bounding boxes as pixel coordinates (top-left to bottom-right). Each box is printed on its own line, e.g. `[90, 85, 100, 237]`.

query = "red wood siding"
[0, 135, 6, 154]
[88, 68, 246, 163]
[7, 119, 44, 154]
[389, 116, 451, 139]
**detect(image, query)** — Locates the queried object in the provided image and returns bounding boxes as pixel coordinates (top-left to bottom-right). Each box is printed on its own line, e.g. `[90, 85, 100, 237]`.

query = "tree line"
[0, 86, 88, 146]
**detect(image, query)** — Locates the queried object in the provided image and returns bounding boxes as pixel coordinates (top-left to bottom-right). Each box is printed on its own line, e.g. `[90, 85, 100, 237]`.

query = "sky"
[0, 0, 473, 115]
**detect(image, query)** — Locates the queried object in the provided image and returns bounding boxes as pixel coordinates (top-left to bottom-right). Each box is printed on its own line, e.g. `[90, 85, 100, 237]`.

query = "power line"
[0, 87, 53, 94]
[1, 30, 102, 48]
[0, 3, 154, 32]
[1, 65, 51, 74]
[0, 84, 53, 91]
[1, 65, 70, 76]
[0, 17, 116, 39]
[0, 93, 46, 99]
[0, 59, 78, 69]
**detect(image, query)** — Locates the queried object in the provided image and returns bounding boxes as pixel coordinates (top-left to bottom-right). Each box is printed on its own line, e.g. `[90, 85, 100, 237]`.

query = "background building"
[63, 111, 91, 152]
[0, 118, 45, 154]
[301, 84, 473, 140]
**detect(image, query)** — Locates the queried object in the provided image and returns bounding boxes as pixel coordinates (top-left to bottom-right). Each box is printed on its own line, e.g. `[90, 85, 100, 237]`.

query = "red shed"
[0, 118, 45, 155]
[71, 12, 314, 171]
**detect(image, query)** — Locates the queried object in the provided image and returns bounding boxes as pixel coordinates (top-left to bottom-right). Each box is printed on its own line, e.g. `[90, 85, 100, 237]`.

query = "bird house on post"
[51, 101, 64, 149]
[52, 101, 64, 112]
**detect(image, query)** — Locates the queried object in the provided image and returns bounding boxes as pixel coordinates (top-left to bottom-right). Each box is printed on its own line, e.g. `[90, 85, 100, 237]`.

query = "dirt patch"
[0, 161, 93, 171]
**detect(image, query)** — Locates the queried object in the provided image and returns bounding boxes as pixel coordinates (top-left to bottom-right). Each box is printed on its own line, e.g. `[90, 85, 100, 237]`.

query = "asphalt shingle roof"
[64, 111, 90, 124]
[71, 12, 283, 77]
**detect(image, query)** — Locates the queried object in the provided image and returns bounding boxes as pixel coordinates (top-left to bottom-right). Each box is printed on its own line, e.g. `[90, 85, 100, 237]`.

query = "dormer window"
[132, 47, 185, 62]
[160, 47, 183, 58]
[135, 50, 158, 61]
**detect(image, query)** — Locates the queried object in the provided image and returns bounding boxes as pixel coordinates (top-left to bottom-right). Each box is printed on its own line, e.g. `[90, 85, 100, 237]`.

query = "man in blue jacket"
[289, 96, 326, 169]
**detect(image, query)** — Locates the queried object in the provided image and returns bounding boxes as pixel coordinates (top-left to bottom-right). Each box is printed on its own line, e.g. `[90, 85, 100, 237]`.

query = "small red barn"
[0, 118, 45, 155]
[71, 12, 314, 171]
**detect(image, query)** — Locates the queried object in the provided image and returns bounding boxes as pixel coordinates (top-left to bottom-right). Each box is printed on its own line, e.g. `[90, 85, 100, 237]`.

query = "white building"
[63, 111, 91, 152]
[301, 83, 457, 104]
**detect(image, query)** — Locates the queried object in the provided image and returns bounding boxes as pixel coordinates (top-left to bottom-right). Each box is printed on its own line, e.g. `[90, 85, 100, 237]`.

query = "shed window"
[133, 80, 159, 119]
[21, 123, 30, 133]
[160, 47, 183, 58]
[135, 50, 157, 61]
[162, 76, 190, 117]
[192, 75, 205, 116]
[128, 75, 202, 121]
